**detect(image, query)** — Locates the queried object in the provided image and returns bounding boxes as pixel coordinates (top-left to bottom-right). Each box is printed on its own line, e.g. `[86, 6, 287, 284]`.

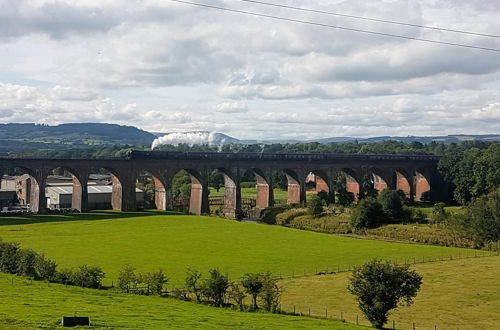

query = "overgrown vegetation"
[0, 239, 104, 288]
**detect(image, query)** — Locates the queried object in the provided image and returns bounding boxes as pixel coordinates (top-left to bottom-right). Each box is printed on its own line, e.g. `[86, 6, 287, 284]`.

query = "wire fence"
[274, 250, 499, 280]
[280, 303, 467, 329]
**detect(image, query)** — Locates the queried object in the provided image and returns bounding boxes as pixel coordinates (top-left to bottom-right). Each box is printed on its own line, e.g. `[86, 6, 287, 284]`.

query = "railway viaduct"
[0, 151, 440, 218]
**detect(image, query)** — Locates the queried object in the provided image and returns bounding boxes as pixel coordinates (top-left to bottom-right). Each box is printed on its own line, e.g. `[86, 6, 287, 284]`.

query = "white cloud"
[0, 0, 499, 139]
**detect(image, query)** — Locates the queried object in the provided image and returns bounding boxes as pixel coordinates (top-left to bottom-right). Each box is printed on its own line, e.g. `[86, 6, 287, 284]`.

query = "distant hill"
[0, 123, 156, 151]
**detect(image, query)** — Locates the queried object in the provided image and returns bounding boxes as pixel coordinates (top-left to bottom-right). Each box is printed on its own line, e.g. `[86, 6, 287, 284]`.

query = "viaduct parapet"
[0, 151, 440, 218]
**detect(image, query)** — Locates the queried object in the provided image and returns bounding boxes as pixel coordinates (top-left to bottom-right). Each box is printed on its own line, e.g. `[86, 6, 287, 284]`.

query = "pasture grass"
[281, 256, 500, 329]
[210, 187, 288, 203]
[0, 273, 364, 329]
[0, 212, 486, 286]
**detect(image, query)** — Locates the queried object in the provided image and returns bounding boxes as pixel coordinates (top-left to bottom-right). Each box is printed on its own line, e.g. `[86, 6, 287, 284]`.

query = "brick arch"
[45, 165, 88, 211]
[0, 165, 42, 212]
[340, 167, 361, 201]
[282, 168, 303, 204]
[415, 168, 431, 202]
[369, 167, 389, 193]
[134, 169, 168, 211]
[170, 168, 208, 215]
[240, 167, 273, 209]
[395, 168, 412, 199]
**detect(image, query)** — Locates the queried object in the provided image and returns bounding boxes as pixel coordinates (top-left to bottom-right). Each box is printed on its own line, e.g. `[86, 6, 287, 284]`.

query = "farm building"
[46, 185, 144, 210]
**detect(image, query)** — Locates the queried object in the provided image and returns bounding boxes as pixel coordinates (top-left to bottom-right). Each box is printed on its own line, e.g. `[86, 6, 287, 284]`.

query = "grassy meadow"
[0, 273, 365, 329]
[281, 256, 500, 330]
[0, 211, 487, 286]
[209, 187, 289, 204]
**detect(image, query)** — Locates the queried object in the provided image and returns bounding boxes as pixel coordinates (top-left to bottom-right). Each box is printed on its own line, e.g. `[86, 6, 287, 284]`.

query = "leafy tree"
[241, 272, 265, 309]
[351, 197, 385, 229]
[348, 260, 422, 329]
[139, 269, 168, 295]
[201, 269, 229, 307]
[258, 272, 282, 313]
[117, 264, 138, 293]
[378, 189, 407, 222]
[228, 282, 246, 311]
[172, 170, 192, 199]
[460, 189, 500, 244]
[185, 268, 203, 302]
[307, 195, 323, 217]
[71, 265, 105, 288]
[209, 171, 224, 192]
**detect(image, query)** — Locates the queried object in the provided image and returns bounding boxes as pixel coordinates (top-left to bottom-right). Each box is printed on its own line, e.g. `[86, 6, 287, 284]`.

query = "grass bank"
[281, 256, 500, 329]
[0, 212, 486, 286]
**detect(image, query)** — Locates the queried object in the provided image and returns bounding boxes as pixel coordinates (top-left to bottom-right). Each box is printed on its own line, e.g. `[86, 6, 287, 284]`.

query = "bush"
[241, 272, 265, 310]
[307, 195, 324, 217]
[240, 181, 255, 188]
[275, 208, 307, 226]
[201, 269, 229, 307]
[16, 248, 38, 279]
[348, 259, 422, 329]
[432, 202, 449, 223]
[228, 282, 246, 311]
[378, 189, 407, 222]
[117, 264, 138, 293]
[337, 189, 355, 206]
[138, 269, 168, 295]
[351, 197, 385, 229]
[54, 268, 75, 285]
[71, 265, 105, 288]
[185, 268, 203, 302]
[258, 272, 282, 313]
[34, 253, 57, 281]
[0, 241, 20, 274]
[461, 189, 500, 244]
[260, 206, 289, 225]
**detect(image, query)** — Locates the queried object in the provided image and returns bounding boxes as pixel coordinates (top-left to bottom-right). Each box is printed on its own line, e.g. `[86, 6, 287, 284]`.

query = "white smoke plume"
[151, 132, 225, 149]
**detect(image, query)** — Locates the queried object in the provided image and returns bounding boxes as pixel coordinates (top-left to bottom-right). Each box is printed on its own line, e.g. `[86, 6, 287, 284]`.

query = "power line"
[167, 0, 500, 52]
[236, 0, 500, 39]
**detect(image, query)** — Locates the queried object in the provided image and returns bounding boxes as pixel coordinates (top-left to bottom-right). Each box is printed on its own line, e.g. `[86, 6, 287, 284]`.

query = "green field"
[281, 256, 500, 329]
[0, 273, 364, 329]
[0, 212, 485, 286]
[209, 187, 288, 203]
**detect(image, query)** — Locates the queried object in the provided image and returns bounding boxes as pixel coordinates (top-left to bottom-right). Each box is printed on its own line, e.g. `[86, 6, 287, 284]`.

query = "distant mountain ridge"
[0, 123, 498, 153]
[0, 123, 155, 151]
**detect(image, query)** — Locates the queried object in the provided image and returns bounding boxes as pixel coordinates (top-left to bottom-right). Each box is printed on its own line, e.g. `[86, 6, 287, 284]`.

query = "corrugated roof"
[46, 186, 143, 195]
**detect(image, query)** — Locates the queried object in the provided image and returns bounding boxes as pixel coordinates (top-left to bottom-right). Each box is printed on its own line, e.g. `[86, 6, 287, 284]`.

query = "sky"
[1, 0, 499, 140]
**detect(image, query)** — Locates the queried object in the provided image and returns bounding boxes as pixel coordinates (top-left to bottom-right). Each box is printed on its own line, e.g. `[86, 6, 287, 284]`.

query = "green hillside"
[0, 212, 484, 286]
[0, 273, 364, 329]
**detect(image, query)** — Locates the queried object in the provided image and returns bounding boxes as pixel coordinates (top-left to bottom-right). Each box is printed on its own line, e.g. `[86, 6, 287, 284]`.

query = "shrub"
[432, 202, 449, 223]
[337, 189, 355, 206]
[348, 259, 422, 329]
[378, 189, 407, 222]
[54, 268, 75, 285]
[71, 265, 105, 288]
[138, 269, 168, 295]
[260, 206, 289, 225]
[228, 282, 246, 311]
[461, 189, 500, 244]
[241, 272, 265, 310]
[307, 195, 324, 217]
[185, 268, 203, 302]
[201, 269, 229, 307]
[0, 241, 20, 274]
[34, 253, 57, 281]
[17, 248, 38, 279]
[171, 287, 190, 300]
[258, 272, 282, 313]
[117, 264, 138, 293]
[240, 181, 255, 188]
[275, 208, 307, 226]
[351, 197, 385, 229]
